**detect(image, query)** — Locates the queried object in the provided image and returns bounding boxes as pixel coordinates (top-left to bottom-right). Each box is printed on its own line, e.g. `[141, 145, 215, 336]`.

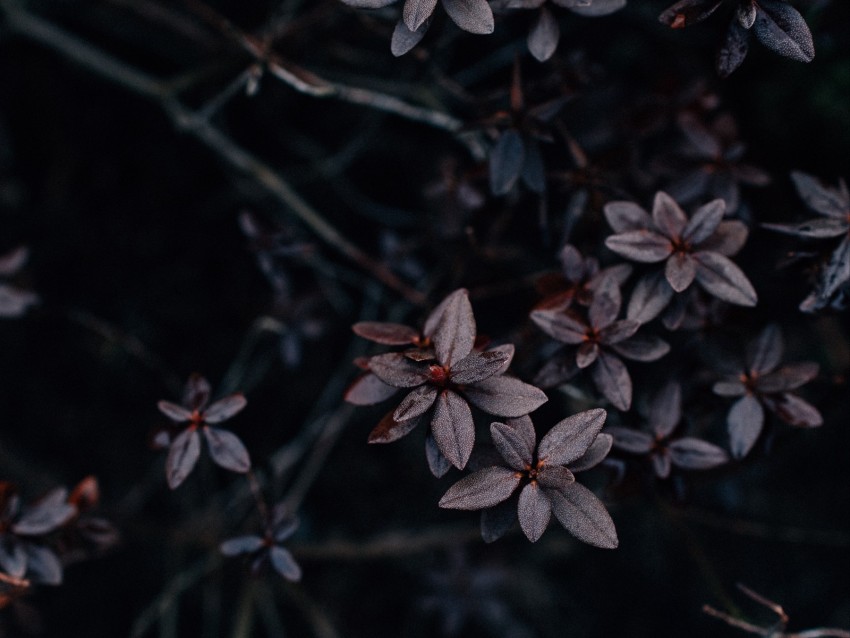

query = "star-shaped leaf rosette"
[345, 289, 548, 476]
[606, 381, 728, 478]
[712, 324, 821, 459]
[439, 409, 618, 547]
[156, 374, 251, 489]
[604, 191, 756, 325]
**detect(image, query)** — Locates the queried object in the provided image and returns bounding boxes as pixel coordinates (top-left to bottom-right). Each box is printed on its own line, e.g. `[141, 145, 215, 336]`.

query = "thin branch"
[703, 604, 770, 636]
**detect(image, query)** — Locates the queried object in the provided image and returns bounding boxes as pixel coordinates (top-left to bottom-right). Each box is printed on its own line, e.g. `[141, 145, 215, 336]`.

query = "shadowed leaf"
[669, 438, 728, 470]
[538, 408, 607, 465]
[491, 418, 536, 471]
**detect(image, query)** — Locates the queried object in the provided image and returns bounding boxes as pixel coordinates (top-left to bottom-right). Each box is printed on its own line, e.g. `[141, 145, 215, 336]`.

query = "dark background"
[1, 1, 848, 636]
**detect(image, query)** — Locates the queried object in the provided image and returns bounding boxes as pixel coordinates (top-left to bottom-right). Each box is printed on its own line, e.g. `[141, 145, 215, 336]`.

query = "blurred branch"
[0, 0, 425, 306]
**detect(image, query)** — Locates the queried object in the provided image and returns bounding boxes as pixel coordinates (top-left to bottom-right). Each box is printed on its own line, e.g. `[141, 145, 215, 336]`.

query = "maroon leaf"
[203, 427, 251, 473]
[669, 438, 729, 470]
[352, 321, 419, 345]
[439, 467, 522, 510]
[431, 390, 475, 469]
[431, 289, 476, 368]
[538, 408, 607, 466]
[591, 351, 632, 411]
[220, 535, 265, 556]
[528, 6, 559, 61]
[518, 483, 552, 542]
[157, 401, 192, 422]
[204, 394, 247, 423]
[490, 129, 525, 195]
[463, 375, 548, 418]
[728, 394, 764, 459]
[605, 230, 672, 263]
[568, 433, 613, 472]
[368, 411, 422, 444]
[451, 350, 510, 385]
[269, 546, 302, 582]
[166, 428, 201, 489]
[345, 373, 399, 406]
[491, 418, 536, 471]
[548, 482, 618, 549]
[694, 251, 757, 306]
[368, 353, 429, 388]
[649, 381, 681, 439]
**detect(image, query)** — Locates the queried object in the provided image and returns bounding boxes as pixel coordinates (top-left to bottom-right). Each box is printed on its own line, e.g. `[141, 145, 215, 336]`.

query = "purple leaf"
[203, 427, 251, 473]
[352, 321, 419, 345]
[652, 450, 672, 479]
[183, 374, 211, 411]
[368, 411, 422, 444]
[0, 246, 28, 276]
[728, 394, 764, 459]
[13, 494, 75, 536]
[591, 351, 632, 411]
[536, 464, 575, 490]
[567, 0, 626, 17]
[24, 545, 63, 586]
[431, 390, 475, 469]
[166, 428, 201, 489]
[588, 281, 622, 329]
[391, 18, 429, 56]
[752, 0, 814, 63]
[463, 375, 548, 417]
[790, 171, 849, 219]
[606, 426, 653, 454]
[220, 535, 265, 556]
[610, 335, 670, 362]
[403, 0, 438, 31]
[431, 289, 476, 368]
[576, 342, 599, 369]
[763, 218, 848, 239]
[530, 308, 588, 344]
[548, 482, 618, 549]
[652, 191, 688, 240]
[0, 542, 26, 578]
[439, 467, 522, 510]
[599, 320, 640, 345]
[626, 271, 674, 323]
[605, 230, 672, 263]
[394, 384, 439, 421]
[451, 350, 511, 385]
[368, 353, 429, 388]
[425, 433, 452, 477]
[649, 381, 681, 439]
[756, 362, 818, 393]
[481, 498, 517, 543]
[491, 418, 536, 471]
[694, 251, 757, 307]
[665, 252, 697, 293]
[746, 324, 783, 375]
[269, 546, 302, 582]
[717, 20, 750, 77]
[568, 433, 613, 472]
[669, 438, 729, 470]
[713, 379, 747, 397]
[204, 394, 247, 423]
[157, 401, 192, 422]
[489, 129, 525, 196]
[528, 6, 559, 61]
[518, 483, 552, 542]
[699, 220, 749, 257]
[534, 353, 580, 388]
[443, 0, 494, 34]
[603, 201, 652, 233]
[538, 408, 607, 466]
[345, 373, 399, 406]
[766, 393, 823, 428]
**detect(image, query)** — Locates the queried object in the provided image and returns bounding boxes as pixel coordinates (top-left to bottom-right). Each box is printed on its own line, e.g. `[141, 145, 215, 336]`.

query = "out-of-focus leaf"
[728, 394, 764, 459]
[658, 0, 724, 28]
[569, 433, 613, 472]
[183, 374, 211, 411]
[746, 324, 783, 375]
[610, 335, 670, 362]
[528, 6, 559, 61]
[649, 381, 681, 439]
[604, 201, 652, 232]
[24, 545, 62, 586]
[694, 251, 757, 306]
[652, 191, 688, 239]
[157, 401, 192, 422]
[756, 362, 818, 393]
[666, 253, 698, 292]
[166, 428, 201, 489]
[220, 535, 265, 556]
[269, 546, 302, 582]
[530, 308, 587, 344]
[204, 394, 247, 423]
[790, 171, 849, 219]
[591, 351, 631, 410]
[605, 230, 672, 263]
[203, 427, 251, 473]
[481, 497, 517, 543]
[345, 373, 398, 405]
[489, 129, 525, 195]
[684, 199, 725, 244]
[700, 220, 749, 256]
[767, 393, 823, 428]
[352, 321, 419, 345]
[576, 342, 599, 369]
[627, 271, 674, 323]
[669, 438, 729, 470]
[606, 426, 653, 454]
